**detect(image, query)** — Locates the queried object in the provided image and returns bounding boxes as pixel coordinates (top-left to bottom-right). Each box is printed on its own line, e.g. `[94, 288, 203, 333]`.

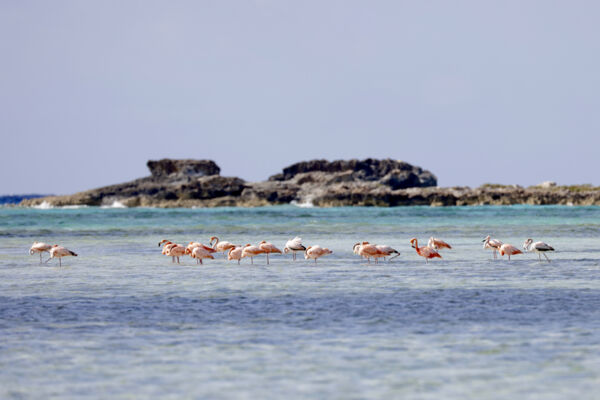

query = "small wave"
[290, 199, 314, 208]
[60, 205, 89, 209]
[33, 201, 53, 209]
[101, 200, 127, 209]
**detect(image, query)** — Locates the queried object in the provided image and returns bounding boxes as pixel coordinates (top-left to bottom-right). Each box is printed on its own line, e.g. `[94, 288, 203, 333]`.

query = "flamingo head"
[209, 236, 218, 244]
[259, 240, 266, 244]
[410, 238, 417, 248]
[523, 238, 533, 249]
[482, 235, 490, 243]
[158, 239, 169, 247]
[283, 248, 289, 254]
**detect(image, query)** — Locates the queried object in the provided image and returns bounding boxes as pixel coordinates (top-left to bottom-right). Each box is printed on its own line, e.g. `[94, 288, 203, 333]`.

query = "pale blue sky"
[1, 1, 599, 194]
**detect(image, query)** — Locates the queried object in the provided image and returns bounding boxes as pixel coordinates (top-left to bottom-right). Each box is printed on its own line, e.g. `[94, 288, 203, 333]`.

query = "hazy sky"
[1, 1, 599, 194]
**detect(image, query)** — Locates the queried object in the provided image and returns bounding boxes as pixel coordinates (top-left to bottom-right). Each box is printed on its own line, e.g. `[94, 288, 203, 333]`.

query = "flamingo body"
[498, 243, 522, 261]
[482, 235, 503, 259]
[427, 237, 452, 250]
[259, 240, 282, 265]
[304, 245, 332, 264]
[523, 238, 554, 262]
[46, 245, 77, 267]
[284, 237, 306, 261]
[241, 244, 265, 265]
[30, 241, 52, 263]
[410, 238, 441, 263]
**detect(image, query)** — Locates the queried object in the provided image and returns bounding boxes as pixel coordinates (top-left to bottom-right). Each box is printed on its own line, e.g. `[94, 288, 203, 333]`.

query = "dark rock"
[147, 159, 220, 178]
[268, 158, 437, 188]
[18, 158, 600, 208]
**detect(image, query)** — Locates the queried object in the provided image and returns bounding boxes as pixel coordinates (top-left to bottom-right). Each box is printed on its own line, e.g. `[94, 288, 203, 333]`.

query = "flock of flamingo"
[29, 235, 555, 266]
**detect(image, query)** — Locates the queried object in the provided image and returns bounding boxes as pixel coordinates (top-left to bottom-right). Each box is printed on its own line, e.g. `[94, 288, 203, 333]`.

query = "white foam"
[290, 199, 314, 208]
[101, 200, 127, 209]
[33, 201, 53, 209]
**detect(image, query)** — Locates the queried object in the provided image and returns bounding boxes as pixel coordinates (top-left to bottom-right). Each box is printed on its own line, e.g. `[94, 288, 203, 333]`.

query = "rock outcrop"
[18, 159, 600, 207]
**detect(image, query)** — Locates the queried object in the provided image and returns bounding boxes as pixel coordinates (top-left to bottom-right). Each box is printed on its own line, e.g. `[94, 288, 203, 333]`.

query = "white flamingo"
[30, 241, 52, 263]
[482, 235, 503, 259]
[523, 238, 555, 262]
[284, 237, 306, 261]
[45, 245, 77, 267]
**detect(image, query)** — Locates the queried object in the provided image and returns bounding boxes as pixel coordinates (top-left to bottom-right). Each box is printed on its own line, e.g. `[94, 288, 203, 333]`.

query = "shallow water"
[1, 205, 599, 399]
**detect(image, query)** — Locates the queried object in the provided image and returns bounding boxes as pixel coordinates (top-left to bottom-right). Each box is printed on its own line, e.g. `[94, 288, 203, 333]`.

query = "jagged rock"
[268, 158, 437, 188]
[18, 158, 600, 208]
[147, 159, 220, 178]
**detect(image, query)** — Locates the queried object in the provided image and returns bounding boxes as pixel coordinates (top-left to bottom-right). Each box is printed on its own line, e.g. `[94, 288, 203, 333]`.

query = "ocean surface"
[0, 205, 599, 399]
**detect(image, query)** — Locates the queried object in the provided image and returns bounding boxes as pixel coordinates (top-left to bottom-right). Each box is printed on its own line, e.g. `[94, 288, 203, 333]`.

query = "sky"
[1, 1, 599, 194]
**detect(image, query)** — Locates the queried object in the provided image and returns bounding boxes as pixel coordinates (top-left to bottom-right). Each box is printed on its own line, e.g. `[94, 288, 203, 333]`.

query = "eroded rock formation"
[19, 159, 600, 207]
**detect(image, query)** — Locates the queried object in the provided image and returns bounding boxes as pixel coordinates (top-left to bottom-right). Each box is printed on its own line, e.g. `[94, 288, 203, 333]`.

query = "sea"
[0, 205, 599, 399]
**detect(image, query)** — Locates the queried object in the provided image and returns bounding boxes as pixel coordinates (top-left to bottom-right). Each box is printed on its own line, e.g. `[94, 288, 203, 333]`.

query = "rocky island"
[20, 158, 600, 207]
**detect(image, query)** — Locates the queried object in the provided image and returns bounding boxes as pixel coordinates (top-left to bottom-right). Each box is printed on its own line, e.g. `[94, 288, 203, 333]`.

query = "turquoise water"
[1, 205, 599, 399]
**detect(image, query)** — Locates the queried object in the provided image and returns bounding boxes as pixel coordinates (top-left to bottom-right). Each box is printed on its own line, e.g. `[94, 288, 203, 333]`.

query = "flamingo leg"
[251, 257, 253, 265]
[543, 253, 550, 262]
[266, 253, 270, 265]
[44, 257, 52, 264]
[200, 259, 203, 265]
[177, 256, 180, 264]
[538, 253, 541, 261]
[314, 258, 317, 264]
[59, 258, 61, 267]
[39, 253, 43, 263]
[237, 259, 240, 265]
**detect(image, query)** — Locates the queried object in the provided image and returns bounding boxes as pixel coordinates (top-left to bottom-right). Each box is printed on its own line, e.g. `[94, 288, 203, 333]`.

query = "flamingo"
[259, 240, 282, 265]
[45, 245, 77, 267]
[523, 238, 555, 262]
[167, 243, 186, 264]
[210, 236, 236, 258]
[375, 245, 401, 261]
[304, 245, 332, 264]
[354, 242, 378, 263]
[241, 244, 265, 265]
[284, 237, 306, 261]
[160, 240, 178, 263]
[227, 245, 244, 265]
[498, 243, 522, 261]
[410, 238, 441, 263]
[190, 246, 215, 264]
[30, 241, 52, 263]
[482, 235, 503, 259]
[427, 237, 452, 251]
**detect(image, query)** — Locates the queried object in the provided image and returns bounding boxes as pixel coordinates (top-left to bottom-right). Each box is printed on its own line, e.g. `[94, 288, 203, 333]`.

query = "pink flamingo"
[259, 240, 282, 265]
[498, 243, 522, 261]
[227, 245, 244, 265]
[190, 246, 215, 264]
[241, 244, 265, 265]
[304, 245, 332, 264]
[427, 237, 452, 251]
[210, 236, 236, 258]
[410, 238, 441, 263]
